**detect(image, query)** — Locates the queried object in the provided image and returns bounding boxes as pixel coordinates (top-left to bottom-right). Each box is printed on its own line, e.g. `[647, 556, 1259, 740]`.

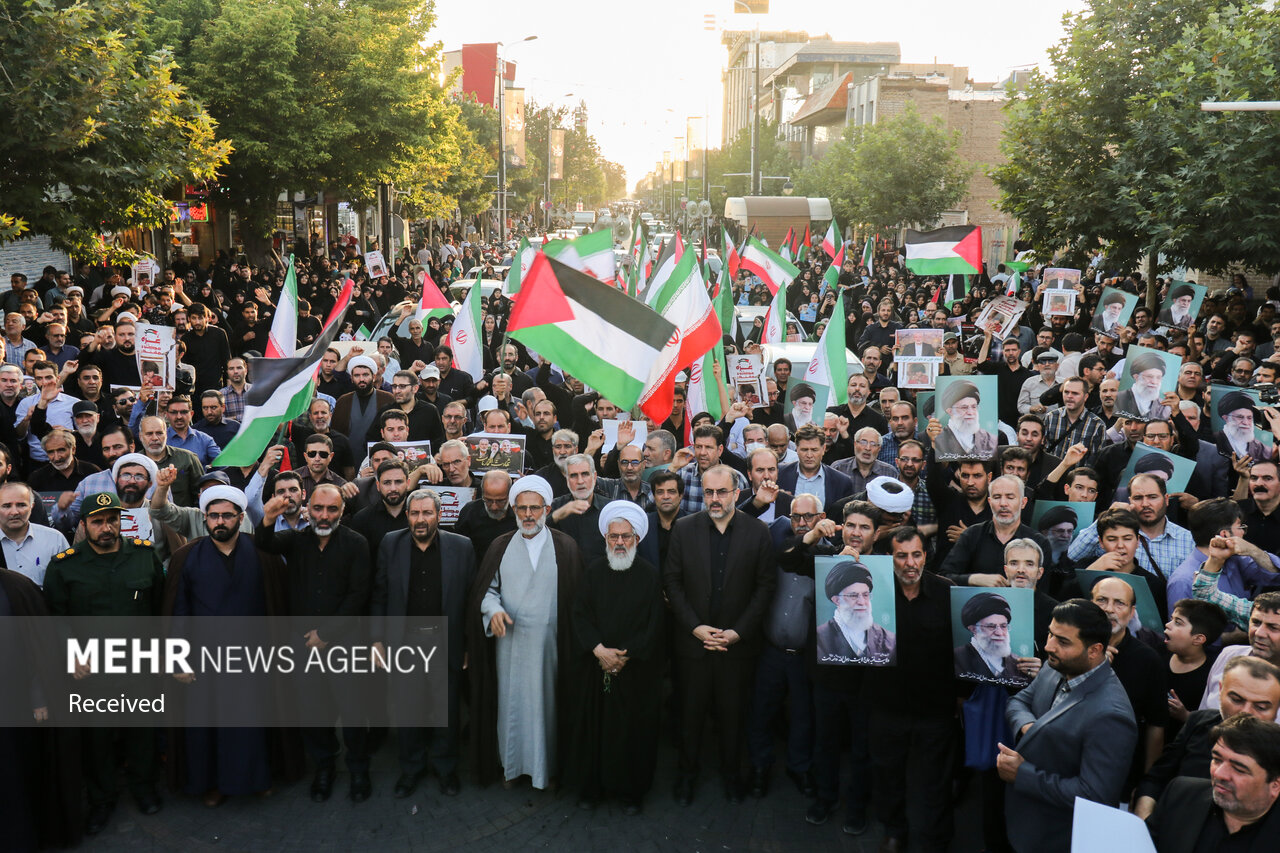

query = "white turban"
[348, 355, 378, 375]
[508, 475, 553, 508]
[112, 452, 158, 483]
[477, 395, 498, 413]
[199, 485, 248, 514]
[867, 476, 914, 514]
[597, 500, 648, 540]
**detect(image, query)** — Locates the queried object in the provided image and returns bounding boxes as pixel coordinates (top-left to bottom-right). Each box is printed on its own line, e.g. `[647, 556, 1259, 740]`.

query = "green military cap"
[83, 492, 123, 516]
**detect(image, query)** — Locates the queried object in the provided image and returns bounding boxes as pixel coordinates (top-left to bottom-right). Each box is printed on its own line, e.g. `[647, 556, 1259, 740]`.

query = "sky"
[431, 1, 1089, 193]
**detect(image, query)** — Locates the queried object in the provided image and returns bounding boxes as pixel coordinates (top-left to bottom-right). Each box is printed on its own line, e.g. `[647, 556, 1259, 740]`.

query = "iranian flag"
[502, 236, 537, 299]
[823, 244, 846, 293]
[821, 219, 841, 259]
[862, 237, 875, 277]
[713, 266, 735, 337]
[762, 280, 788, 345]
[904, 225, 983, 275]
[213, 279, 353, 467]
[507, 255, 676, 410]
[685, 342, 725, 421]
[722, 226, 741, 280]
[266, 256, 299, 357]
[416, 269, 452, 323]
[804, 290, 849, 405]
[638, 249, 722, 423]
[447, 274, 484, 377]
[645, 235, 681, 306]
[740, 236, 801, 295]
[544, 229, 617, 285]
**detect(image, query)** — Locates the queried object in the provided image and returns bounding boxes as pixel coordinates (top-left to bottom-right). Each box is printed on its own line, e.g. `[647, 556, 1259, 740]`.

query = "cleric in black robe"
[163, 486, 302, 803]
[566, 501, 664, 813]
[0, 567, 82, 851]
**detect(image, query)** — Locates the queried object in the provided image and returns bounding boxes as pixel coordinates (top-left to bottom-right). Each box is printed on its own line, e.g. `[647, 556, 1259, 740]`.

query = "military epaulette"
[132, 539, 153, 547]
[54, 547, 75, 560]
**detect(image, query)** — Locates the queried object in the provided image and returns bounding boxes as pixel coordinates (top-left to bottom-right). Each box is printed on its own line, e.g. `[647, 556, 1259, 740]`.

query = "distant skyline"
[431, 1, 1088, 194]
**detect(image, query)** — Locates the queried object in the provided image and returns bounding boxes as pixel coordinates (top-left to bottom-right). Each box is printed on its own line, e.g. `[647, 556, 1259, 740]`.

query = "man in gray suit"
[998, 598, 1138, 853]
[371, 488, 476, 799]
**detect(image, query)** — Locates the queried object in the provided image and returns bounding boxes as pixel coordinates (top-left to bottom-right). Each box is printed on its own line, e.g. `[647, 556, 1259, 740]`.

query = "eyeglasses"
[117, 472, 149, 482]
[618, 459, 642, 468]
[482, 496, 508, 506]
[704, 488, 736, 497]
[793, 512, 822, 522]
[305, 450, 331, 458]
[975, 620, 1010, 634]
[855, 440, 880, 448]
[205, 511, 242, 522]
[837, 591, 872, 601]
[606, 533, 637, 544]
[513, 504, 545, 515]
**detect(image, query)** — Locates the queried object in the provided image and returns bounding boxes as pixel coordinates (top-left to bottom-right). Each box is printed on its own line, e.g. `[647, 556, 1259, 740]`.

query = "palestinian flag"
[544, 228, 617, 285]
[213, 279, 353, 467]
[930, 274, 968, 309]
[762, 280, 787, 345]
[448, 273, 484, 377]
[645, 234, 681, 306]
[266, 256, 299, 358]
[740, 237, 801, 296]
[638, 249, 722, 423]
[1005, 249, 1034, 274]
[823, 244, 846, 293]
[795, 224, 811, 264]
[356, 324, 372, 341]
[803, 290, 849, 405]
[861, 237, 875, 277]
[904, 225, 983, 275]
[1005, 269, 1021, 298]
[779, 243, 793, 264]
[781, 227, 795, 257]
[721, 226, 741, 280]
[507, 255, 677, 410]
[502, 236, 536, 299]
[416, 269, 452, 323]
[821, 219, 841, 259]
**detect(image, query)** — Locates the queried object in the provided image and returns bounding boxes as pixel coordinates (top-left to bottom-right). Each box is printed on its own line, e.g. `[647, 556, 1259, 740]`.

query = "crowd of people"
[2, 233, 1280, 853]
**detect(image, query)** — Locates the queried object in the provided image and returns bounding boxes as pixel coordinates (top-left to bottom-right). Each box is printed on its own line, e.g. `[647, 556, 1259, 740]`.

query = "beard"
[313, 520, 336, 537]
[975, 634, 1011, 659]
[554, 455, 570, 473]
[1226, 422, 1254, 447]
[382, 491, 405, 507]
[209, 525, 237, 542]
[117, 483, 146, 503]
[606, 544, 637, 571]
[520, 516, 546, 537]
[834, 606, 873, 637]
[76, 425, 96, 441]
[484, 505, 508, 521]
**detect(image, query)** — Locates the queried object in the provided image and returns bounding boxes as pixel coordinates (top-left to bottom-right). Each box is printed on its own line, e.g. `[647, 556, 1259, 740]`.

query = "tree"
[0, 0, 229, 260]
[992, 0, 1215, 272]
[796, 104, 970, 233]
[706, 121, 794, 198]
[446, 97, 497, 218]
[144, 0, 465, 261]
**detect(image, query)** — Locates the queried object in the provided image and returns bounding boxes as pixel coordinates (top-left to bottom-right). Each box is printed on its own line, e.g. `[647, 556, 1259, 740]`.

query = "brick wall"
[0, 235, 72, 280]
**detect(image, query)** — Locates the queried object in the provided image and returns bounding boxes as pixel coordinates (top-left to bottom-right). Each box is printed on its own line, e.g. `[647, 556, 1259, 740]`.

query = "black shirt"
[348, 501, 409, 560]
[1240, 498, 1280, 562]
[255, 523, 372, 644]
[937, 520, 1052, 587]
[452, 499, 516, 563]
[863, 571, 957, 717]
[977, 359, 1035, 427]
[708, 514, 735, 623]
[405, 536, 443, 617]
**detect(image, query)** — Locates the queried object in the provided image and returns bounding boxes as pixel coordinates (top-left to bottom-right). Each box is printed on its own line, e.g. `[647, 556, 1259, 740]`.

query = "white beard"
[520, 517, 547, 537]
[1131, 386, 1160, 411]
[834, 607, 874, 652]
[973, 635, 1012, 674]
[1226, 423, 1255, 456]
[606, 544, 637, 571]
[949, 419, 979, 451]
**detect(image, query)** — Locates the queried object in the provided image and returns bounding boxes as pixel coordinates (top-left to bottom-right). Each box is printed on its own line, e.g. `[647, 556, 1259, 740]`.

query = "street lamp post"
[546, 93, 574, 233]
[497, 35, 537, 243]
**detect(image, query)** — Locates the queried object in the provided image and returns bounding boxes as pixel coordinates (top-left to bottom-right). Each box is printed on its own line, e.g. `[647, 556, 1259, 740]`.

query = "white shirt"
[521, 524, 550, 568]
[1, 523, 71, 586]
[15, 392, 77, 461]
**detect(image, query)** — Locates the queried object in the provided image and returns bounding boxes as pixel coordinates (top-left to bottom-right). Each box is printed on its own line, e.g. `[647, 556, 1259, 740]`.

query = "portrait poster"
[973, 296, 1027, 339]
[933, 375, 999, 461]
[601, 419, 647, 453]
[1089, 286, 1138, 338]
[134, 322, 178, 391]
[433, 485, 473, 527]
[894, 329, 944, 361]
[916, 390, 936, 422]
[786, 382, 828, 429]
[896, 358, 939, 390]
[1118, 444, 1195, 497]
[730, 353, 764, 388]
[814, 556, 897, 667]
[1042, 267, 1082, 290]
[1157, 280, 1205, 331]
[1076, 570, 1162, 636]
[1209, 384, 1274, 463]
[464, 432, 526, 475]
[950, 586, 1035, 687]
[737, 381, 762, 408]
[1042, 289, 1077, 318]
[367, 440, 433, 468]
[1114, 345, 1180, 420]
[364, 250, 389, 279]
[1031, 501, 1094, 551]
[130, 257, 158, 288]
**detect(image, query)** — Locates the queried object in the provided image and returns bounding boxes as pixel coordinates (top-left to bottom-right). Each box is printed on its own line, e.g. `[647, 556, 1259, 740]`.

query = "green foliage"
[706, 121, 795, 198]
[447, 97, 498, 218]
[0, 0, 229, 259]
[519, 100, 623, 212]
[796, 104, 970, 233]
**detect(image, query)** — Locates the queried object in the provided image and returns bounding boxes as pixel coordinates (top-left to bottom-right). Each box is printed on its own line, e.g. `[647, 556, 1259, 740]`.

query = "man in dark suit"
[999, 598, 1139, 853]
[777, 423, 854, 511]
[1147, 715, 1280, 852]
[370, 488, 476, 799]
[664, 464, 776, 806]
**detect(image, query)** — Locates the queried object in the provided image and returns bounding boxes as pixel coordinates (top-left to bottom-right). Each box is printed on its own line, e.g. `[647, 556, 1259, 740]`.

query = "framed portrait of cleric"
[1209, 384, 1275, 464]
[933, 375, 999, 461]
[894, 328, 943, 360]
[1117, 444, 1195, 499]
[1089, 287, 1137, 338]
[973, 296, 1028, 339]
[463, 432, 526, 475]
[814, 555, 897, 667]
[1042, 267, 1082, 291]
[433, 485, 473, 527]
[367, 440, 433, 468]
[1031, 501, 1094, 558]
[916, 391, 936, 422]
[1042, 288, 1077, 318]
[896, 358, 938, 390]
[1156, 281, 1205, 331]
[1114, 345, 1180, 421]
[950, 586, 1035, 687]
[786, 382, 828, 428]
[1076, 570, 1163, 636]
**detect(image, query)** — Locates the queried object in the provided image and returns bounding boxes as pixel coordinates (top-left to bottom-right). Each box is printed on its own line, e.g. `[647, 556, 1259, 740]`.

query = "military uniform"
[42, 492, 165, 826]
